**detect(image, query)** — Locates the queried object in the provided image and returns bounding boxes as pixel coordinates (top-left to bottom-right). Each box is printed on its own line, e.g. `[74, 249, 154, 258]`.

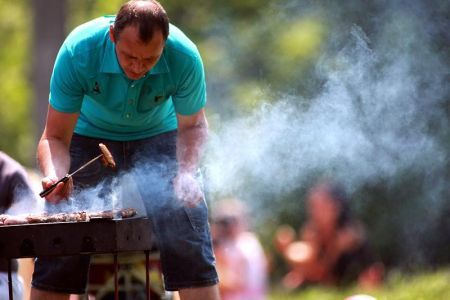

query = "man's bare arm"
[37, 105, 79, 201]
[176, 108, 208, 174]
[174, 108, 208, 205]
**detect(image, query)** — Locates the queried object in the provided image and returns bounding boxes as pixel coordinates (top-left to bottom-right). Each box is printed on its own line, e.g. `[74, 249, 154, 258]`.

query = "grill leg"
[145, 250, 150, 300]
[114, 253, 119, 300]
[7, 259, 13, 300]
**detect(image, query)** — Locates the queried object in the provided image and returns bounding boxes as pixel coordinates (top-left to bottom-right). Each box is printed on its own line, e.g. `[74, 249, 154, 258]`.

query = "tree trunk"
[32, 0, 66, 142]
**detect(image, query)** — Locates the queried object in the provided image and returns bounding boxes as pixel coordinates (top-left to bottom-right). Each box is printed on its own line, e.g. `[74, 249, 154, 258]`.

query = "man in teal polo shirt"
[32, 1, 219, 299]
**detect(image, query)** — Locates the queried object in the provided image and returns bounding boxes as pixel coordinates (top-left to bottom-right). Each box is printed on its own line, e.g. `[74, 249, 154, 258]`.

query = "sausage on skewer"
[99, 143, 116, 168]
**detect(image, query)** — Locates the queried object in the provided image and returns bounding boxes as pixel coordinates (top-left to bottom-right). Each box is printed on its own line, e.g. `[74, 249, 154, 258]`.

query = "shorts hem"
[164, 277, 219, 291]
[31, 282, 86, 295]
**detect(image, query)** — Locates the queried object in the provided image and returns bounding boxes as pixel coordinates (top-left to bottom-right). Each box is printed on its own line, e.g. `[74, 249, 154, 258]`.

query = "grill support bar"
[146, 250, 150, 300]
[114, 253, 119, 300]
[8, 259, 13, 300]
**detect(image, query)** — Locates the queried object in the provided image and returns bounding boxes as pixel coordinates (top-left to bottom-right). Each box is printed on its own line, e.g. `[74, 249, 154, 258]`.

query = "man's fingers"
[44, 178, 73, 203]
[42, 177, 57, 189]
[183, 189, 203, 208]
[173, 172, 204, 207]
[175, 183, 201, 207]
[45, 182, 66, 203]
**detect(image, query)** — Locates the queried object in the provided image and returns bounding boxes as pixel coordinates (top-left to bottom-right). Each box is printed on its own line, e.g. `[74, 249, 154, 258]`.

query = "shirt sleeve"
[49, 44, 85, 113]
[172, 52, 207, 115]
[8, 170, 34, 204]
[0, 158, 33, 210]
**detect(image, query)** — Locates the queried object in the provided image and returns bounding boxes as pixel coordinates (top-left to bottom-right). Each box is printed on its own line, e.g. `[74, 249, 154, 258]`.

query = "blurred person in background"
[0, 151, 36, 300]
[211, 198, 269, 300]
[274, 181, 384, 289]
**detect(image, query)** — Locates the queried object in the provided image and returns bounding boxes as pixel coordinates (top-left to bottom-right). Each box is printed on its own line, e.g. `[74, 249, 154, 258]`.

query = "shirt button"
[125, 113, 131, 118]
[128, 99, 134, 105]
[131, 84, 135, 88]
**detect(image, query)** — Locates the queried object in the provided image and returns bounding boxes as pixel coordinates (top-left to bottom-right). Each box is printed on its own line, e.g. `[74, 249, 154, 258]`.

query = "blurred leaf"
[278, 18, 326, 62]
[232, 81, 268, 111]
[0, 0, 32, 165]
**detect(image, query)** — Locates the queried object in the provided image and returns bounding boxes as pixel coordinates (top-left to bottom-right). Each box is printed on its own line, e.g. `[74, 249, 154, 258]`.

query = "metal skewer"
[39, 154, 103, 198]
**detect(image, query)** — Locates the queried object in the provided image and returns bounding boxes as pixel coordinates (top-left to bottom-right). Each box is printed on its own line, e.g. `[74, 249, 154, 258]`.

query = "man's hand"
[173, 172, 203, 207]
[41, 175, 73, 203]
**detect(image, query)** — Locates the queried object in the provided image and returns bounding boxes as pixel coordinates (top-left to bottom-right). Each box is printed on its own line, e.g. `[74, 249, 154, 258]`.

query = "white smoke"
[203, 16, 448, 209]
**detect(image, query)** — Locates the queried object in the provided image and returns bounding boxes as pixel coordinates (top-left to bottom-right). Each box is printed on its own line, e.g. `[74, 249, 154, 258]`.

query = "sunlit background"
[0, 0, 449, 299]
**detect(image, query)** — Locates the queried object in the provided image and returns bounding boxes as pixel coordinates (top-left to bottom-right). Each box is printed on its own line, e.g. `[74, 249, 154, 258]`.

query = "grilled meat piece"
[26, 213, 50, 223]
[1, 212, 90, 225]
[88, 208, 137, 219]
[45, 213, 68, 223]
[0, 214, 7, 224]
[118, 208, 137, 218]
[65, 211, 90, 222]
[0, 208, 136, 226]
[88, 210, 115, 219]
[99, 143, 116, 168]
[3, 215, 29, 225]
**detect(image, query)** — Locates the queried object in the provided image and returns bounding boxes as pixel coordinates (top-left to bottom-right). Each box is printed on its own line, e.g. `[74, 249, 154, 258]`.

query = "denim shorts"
[32, 131, 218, 293]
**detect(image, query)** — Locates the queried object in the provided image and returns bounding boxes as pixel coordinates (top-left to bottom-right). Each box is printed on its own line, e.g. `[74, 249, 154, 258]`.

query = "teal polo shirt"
[49, 16, 206, 141]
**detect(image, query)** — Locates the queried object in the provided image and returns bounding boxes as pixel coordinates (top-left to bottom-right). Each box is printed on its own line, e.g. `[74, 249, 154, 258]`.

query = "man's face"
[110, 25, 165, 80]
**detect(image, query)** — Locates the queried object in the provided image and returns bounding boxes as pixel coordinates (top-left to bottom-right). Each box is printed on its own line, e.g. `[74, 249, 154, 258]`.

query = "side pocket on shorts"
[183, 198, 208, 233]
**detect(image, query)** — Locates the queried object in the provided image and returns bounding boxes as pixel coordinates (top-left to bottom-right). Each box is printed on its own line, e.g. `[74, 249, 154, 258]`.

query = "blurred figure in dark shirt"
[0, 151, 36, 299]
[274, 181, 384, 289]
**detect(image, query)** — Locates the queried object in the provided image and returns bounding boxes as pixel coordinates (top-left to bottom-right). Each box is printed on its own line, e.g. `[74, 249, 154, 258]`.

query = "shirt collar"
[149, 52, 169, 75]
[100, 36, 122, 74]
[100, 36, 169, 75]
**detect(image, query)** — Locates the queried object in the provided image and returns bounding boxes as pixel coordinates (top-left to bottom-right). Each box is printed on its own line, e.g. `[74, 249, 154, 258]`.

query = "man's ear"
[109, 25, 116, 43]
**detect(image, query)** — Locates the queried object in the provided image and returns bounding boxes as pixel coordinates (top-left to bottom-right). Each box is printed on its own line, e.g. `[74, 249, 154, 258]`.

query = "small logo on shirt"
[93, 81, 101, 94]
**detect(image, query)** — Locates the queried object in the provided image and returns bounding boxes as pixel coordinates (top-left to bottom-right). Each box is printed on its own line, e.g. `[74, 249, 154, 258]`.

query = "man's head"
[110, 0, 169, 80]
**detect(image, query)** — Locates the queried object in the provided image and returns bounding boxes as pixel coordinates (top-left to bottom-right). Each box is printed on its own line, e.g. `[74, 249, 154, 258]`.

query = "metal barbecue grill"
[0, 216, 154, 300]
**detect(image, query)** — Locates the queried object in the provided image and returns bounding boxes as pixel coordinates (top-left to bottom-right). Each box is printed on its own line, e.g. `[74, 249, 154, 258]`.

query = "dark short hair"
[326, 182, 351, 226]
[313, 180, 352, 227]
[114, 0, 169, 42]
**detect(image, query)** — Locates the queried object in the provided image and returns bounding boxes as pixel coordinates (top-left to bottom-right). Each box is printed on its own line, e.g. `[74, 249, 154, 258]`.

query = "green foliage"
[269, 269, 450, 300]
[0, 0, 32, 165]
[67, 0, 123, 31]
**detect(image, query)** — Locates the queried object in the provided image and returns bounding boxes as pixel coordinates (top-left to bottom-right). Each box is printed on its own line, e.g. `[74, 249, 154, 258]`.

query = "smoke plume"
[203, 2, 449, 217]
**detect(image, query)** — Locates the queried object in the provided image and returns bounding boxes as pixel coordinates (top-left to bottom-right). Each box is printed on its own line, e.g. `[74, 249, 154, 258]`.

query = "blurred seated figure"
[274, 181, 384, 289]
[0, 151, 36, 300]
[211, 198, 268, 300]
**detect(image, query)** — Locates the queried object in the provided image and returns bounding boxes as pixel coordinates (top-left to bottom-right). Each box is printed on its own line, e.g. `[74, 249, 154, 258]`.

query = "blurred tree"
[66, 0, 123, 31]
[0, 0, 32, 165]
[32, 0, 66, 147]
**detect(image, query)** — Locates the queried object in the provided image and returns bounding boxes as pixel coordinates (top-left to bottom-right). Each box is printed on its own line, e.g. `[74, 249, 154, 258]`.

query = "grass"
[269, 269, 450, 300]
